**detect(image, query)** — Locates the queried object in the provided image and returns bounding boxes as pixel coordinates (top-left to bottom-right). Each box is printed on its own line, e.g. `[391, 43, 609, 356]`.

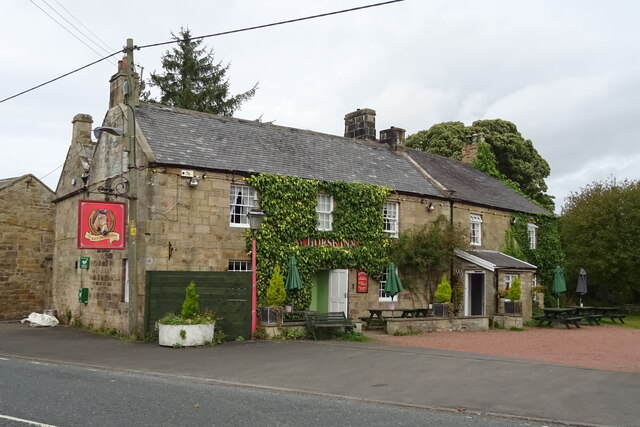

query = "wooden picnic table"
[362, 307, 431, 328]
[569, 306, 604, 325]
[592, 307, 627, 324]
[534, 307, 583, 329]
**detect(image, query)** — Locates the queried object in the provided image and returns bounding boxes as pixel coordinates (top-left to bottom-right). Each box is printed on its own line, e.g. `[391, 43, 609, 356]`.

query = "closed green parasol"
[385, 263, 403, 301]
[285, 256, 303, 292]
[552, 265, 566, 307]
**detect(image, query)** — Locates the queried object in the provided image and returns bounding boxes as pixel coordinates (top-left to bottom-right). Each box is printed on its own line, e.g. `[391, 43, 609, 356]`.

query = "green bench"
[534, 314, 583, 328]
[305, 311, 355, 340]
[606, 313, 626, 324]
[561, 316, 583, 329]
[534, 314, 555, 327]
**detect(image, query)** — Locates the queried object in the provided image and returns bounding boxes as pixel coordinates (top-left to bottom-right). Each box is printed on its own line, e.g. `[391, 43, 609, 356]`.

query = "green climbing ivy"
[502, 213, 564, 296]
[245, 173, 391, 310]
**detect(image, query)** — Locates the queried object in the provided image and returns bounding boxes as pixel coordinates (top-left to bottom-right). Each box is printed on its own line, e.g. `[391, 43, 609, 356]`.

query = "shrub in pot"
[157, 282, 216, 347]
[433, 274, 452, 317]
[261, 265, 286, 324]
[504, 277, 522, 314]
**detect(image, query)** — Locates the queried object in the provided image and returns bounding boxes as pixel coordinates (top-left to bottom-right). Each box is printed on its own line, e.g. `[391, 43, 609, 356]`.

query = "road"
[0, 357, 558, 427]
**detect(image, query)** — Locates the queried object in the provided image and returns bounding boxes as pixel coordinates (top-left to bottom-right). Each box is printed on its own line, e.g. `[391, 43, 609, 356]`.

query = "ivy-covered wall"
[245, 173, 391, 310]
[503, 213, 564, 296]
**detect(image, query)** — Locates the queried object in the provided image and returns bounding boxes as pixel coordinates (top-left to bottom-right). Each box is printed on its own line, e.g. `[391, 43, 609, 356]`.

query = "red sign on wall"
[357, 271, 368, 293]
[78, 200, 126, 250]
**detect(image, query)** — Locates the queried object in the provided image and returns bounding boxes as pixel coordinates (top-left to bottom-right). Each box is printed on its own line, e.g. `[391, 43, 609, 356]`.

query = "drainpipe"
[447, 190, 456, 281]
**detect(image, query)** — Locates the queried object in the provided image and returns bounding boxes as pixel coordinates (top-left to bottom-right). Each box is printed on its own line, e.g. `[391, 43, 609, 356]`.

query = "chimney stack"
[461, 132, 485, 164]
[379, 126, 406, 151]
[109, 58, 140, 109]
[71, 114, 93, 147]
[344, 108, 376, 141]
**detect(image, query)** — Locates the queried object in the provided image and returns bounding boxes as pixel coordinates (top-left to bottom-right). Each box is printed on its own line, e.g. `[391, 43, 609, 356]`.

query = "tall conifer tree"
[147, 27, 257, 116]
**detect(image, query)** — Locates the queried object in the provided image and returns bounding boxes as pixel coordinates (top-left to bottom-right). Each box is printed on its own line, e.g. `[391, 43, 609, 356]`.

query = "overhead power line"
[29, 0, 116, 63]
[52, 0, 117, 54]
[138, 0, 405, 49]
[1, 0, 405, 105]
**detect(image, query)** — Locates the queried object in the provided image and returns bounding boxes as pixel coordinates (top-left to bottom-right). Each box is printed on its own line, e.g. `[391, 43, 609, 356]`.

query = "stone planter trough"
[158, 323, 215, 347]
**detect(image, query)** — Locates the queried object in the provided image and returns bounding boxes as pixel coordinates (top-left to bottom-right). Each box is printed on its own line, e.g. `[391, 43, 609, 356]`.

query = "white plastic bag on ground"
[21, 312, 59, 327]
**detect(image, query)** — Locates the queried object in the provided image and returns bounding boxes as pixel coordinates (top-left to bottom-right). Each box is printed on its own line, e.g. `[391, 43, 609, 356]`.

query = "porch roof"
[455, 249, 537, 272]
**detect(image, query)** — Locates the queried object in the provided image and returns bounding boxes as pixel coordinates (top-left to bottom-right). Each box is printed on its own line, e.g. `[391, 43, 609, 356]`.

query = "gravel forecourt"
[371, 324, 640, 373]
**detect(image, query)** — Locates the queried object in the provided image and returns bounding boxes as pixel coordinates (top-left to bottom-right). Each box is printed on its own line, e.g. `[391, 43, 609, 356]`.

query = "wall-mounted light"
[427, 202, 435, 212]
[189, 177, 199, 187]
[93, 126, 123, 140]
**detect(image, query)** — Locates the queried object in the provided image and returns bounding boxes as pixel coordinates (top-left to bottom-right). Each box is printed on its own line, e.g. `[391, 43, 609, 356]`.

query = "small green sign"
[79, 256, 90, 270]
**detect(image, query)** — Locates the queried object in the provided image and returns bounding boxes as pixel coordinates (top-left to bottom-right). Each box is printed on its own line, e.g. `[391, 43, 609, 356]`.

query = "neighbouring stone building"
[51, 57, 548, 338]
[0, 174, 54, 320]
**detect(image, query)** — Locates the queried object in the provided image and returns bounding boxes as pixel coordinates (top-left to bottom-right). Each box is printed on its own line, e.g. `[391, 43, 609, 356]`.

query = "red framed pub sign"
[78, 200, 126, 250]
[357, 271, 368, 293]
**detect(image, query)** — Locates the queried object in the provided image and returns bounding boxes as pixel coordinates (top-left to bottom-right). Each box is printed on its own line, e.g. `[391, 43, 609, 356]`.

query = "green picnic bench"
[607, 313, 626, 324]
[535, 308, 583, 329]
[305, 311, 355, 340]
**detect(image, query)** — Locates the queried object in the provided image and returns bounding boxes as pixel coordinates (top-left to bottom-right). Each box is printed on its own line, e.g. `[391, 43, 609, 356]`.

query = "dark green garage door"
[145, 271, 251, 340]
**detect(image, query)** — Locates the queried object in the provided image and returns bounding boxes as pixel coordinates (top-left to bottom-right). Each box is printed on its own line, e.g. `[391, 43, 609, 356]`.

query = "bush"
[434, 274, 452, 303]
[181, 282, 200, 319]
[267, 265, 286, 307]
[507, 277, 522, 301]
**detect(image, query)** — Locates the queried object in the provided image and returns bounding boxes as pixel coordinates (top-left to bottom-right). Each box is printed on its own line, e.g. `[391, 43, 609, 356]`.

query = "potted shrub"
[261, 265, 286, 324]
[157, 282, 215, 347]
[433, 274, 452, 317]
[504, 277, 522, 314]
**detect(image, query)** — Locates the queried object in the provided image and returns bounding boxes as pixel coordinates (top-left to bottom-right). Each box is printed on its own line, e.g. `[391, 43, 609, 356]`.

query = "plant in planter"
[504, 277, 522, 314]
[261, 265, 286, 324]
[433, 274, 452, 317]
[157, 282, 216, 347]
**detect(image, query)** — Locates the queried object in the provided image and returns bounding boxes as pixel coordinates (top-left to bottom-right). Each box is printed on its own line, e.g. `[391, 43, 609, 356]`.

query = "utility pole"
[124, 38, 139, 340]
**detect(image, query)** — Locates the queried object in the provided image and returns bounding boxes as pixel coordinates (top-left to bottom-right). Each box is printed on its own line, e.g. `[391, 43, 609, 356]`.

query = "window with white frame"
[528, 223, 538, 249]
[378, 266, 392, 301]
[470, 214, 482, 246]
[229, 185, 256, 227]
[228, 260, 251, 272]
[383, 202, 399, 237]
[316, 194, 333, 231]
[504, 273, 518, 292]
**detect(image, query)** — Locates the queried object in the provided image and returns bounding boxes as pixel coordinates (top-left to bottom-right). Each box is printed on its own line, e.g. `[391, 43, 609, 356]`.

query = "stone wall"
[0, 176, 54, 320]
[385, 316, 489, 334]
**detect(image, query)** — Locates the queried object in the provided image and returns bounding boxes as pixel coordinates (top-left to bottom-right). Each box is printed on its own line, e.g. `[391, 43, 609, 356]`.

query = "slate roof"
[0, 176, 19, 191]
[135, 102, 548, 215]
[136, 103, 441, 196]
[456, 249, 537, 271]
[405, 148, 548, 215]
[0, 174, 53, 193]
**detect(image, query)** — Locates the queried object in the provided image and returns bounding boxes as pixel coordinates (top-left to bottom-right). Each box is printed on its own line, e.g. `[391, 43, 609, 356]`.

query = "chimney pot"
[344, 108, 376, 141]
[380, 127, 406, 151]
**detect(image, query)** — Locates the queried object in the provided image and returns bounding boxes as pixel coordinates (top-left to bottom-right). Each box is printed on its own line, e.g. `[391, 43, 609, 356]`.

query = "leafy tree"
[407, 119, 553, 210]
[406, 121, 466, 159]
[147, 27, 257, 116]
[560, 178, 640, 304]
[390, 216, 468, 304]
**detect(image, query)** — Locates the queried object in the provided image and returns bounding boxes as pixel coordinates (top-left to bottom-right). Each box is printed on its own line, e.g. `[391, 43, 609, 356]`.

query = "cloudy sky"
[2, 0, 638, 212]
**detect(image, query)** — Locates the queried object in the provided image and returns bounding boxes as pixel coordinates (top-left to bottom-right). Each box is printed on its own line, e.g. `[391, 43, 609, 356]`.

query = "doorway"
[328, 269, 348, 314]
[465, 271, 485, 316]
[310, 269, 349, 315]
